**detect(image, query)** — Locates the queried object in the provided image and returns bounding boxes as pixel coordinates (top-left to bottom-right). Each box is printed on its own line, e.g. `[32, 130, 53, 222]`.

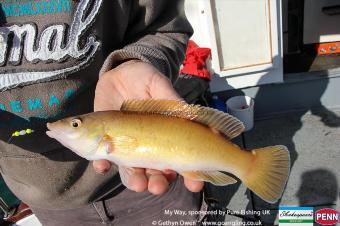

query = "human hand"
[93, 60, 204, 195]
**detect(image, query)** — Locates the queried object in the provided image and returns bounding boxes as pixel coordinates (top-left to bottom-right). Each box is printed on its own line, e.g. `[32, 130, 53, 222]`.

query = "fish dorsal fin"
[194, 105, 245, 139]
[121, 99, 245, 139]
[121, 99, 200, 119]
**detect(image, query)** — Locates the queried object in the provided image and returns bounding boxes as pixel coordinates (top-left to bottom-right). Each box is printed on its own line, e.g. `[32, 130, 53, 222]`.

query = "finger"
[146, 169, 170, 195]
[184, 178, 204, 192]
[128, 168, 148, 192]
[162, 169, 177, 182]
[93, 160, 112, 174]
[145, 168, 165, 177]
[145, 169, 176, 182]
[147, 174, 169, 195]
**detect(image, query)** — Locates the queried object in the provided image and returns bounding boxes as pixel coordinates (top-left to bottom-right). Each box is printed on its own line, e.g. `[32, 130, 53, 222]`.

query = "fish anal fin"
[121, 99, 245, 139]
[180, 171, 237, 186]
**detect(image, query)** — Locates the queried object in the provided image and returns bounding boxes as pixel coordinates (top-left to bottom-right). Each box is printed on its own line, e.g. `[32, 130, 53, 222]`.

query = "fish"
[46, 99, 290, 203]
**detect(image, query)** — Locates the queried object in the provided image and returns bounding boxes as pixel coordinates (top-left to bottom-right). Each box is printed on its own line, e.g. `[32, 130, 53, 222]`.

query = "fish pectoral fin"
[101, 135, 138, 152]
[98, 135, 114, 154]
[180, 171, 238, 186]
[118, 166, 135, 189]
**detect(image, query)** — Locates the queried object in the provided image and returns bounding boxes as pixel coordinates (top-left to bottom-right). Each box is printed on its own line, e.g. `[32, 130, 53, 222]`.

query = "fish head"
[46, 114, 105, 159]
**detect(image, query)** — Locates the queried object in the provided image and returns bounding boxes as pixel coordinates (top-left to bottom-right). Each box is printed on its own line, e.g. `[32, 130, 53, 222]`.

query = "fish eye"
[71, 118, 82, 128]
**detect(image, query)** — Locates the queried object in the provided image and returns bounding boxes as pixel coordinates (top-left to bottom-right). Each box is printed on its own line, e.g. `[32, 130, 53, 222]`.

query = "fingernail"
[94, 166, 109, 174]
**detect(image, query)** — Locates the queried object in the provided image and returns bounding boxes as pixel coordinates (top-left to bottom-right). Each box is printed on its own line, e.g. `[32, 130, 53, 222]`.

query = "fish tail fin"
[242, 145, 290, 203]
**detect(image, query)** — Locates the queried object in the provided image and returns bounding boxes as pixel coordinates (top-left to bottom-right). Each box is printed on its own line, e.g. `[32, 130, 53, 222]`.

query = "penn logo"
[315, 208, 339, 225]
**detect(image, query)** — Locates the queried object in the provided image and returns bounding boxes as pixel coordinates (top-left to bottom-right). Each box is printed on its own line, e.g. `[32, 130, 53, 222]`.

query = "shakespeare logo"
[279, 206, 313, 226]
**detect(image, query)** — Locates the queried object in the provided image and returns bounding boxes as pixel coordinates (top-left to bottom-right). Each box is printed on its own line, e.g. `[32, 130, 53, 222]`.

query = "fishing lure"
[11, 129, 34, 137]
[7, 129, 34, 143]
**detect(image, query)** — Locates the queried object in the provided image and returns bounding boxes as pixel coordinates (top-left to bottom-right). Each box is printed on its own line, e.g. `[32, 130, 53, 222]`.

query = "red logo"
[315, 208, 339, 225]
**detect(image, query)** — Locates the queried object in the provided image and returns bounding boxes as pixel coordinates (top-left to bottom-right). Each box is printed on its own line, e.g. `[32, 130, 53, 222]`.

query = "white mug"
[226, 96, 254, 132]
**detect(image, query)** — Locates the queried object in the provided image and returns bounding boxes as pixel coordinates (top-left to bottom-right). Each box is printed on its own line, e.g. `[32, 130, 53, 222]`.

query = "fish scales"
[46, 99, 290, 204]
[99, 112, 250, 174]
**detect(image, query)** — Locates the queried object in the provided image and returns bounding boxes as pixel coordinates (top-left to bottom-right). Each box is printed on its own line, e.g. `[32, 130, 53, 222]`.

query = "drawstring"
[92, 201, 114, 225]
[102, 200, 115, 222]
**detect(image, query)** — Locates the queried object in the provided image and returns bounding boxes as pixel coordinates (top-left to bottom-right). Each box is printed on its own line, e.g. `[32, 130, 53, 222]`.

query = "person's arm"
[99, 0, 193, 82]
[93, 0, 204, 195]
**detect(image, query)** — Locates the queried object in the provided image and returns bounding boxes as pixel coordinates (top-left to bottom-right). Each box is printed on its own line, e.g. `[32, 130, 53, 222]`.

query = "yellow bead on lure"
[46, 100, 290, 203]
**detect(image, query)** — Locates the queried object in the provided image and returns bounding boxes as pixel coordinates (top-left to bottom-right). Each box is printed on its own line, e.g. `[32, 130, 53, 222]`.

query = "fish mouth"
[46, 130, 54, 138]
[46, 122, 58, 139]
[46, 123, 52, 132]
[45, 122, 75, 151]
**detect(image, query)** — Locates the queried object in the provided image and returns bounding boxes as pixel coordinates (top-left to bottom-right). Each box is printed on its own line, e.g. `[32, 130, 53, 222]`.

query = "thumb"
[93, 160, 112, 174]
[150, 73, 182, 101]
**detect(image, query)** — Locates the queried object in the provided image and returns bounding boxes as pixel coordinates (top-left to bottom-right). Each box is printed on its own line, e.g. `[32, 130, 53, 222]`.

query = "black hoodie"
[0, 0, 192, 209]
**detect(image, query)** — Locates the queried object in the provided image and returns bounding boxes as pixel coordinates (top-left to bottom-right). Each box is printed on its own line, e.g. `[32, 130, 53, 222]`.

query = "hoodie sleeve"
[99, 0, 193, 82]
